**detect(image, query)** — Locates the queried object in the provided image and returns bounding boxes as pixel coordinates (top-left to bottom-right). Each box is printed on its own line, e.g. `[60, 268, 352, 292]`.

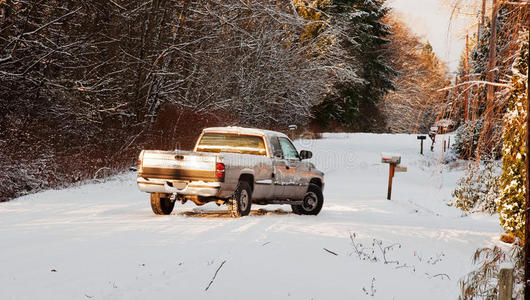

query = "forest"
[0, 0, 447, 201]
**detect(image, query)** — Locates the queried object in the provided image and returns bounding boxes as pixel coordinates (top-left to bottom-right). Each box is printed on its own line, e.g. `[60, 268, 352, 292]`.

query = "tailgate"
[138, 150, 219, 182]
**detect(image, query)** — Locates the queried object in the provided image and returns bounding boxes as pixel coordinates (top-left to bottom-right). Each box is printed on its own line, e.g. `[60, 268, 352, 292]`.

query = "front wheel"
[227, 181, 252, 218]
[291, 183, 323, 215]
[150, 193, 175, 215]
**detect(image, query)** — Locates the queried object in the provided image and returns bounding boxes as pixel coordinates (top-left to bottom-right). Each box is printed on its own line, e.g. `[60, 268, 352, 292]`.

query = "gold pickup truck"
[137, 126, 324, 217]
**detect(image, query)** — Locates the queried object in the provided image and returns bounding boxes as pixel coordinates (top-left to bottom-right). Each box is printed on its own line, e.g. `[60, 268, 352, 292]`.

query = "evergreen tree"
[312, 0, 395, 131]
[496, 32, 528, 241]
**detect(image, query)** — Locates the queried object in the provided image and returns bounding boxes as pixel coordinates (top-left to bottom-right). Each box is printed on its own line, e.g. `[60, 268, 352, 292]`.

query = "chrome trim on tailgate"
[137, 177, 220, 197]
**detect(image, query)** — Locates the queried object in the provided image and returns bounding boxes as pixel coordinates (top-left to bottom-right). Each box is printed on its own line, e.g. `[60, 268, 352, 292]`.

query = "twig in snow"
[396, 263, 416, 272]
[84, 295, 94, 299]
[374, 239, 401, 265]
[323, 248, 338, 256]
[262, 242, 271, 246]
[205, 260, 227, 291]
[349, 233, 377, 262]
[362, 277, 376, 297]
[430, 273, 451, 280]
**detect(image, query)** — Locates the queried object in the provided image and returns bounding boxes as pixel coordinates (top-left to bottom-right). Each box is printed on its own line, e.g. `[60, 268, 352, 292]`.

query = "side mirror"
[273, 150, 283, 159]
[299, 150, 312, 160]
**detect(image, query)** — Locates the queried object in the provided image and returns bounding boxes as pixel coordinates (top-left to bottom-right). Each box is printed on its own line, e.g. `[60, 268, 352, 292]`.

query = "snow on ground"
[0, 133, 502, 299]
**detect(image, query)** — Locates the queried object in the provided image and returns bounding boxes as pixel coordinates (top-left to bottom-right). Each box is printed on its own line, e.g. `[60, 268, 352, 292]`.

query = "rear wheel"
[291, 205, 302, 214]
[291, 183, 323, 215]
[150, 193, 175, 215]
[227, 181, 252, 218]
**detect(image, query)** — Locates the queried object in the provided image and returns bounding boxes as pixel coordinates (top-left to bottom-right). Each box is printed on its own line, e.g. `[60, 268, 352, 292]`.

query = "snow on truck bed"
[0, 133, 502, 300]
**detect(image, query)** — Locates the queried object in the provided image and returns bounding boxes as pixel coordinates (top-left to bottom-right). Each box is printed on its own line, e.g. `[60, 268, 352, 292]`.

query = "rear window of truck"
[196, 133, 267, 156]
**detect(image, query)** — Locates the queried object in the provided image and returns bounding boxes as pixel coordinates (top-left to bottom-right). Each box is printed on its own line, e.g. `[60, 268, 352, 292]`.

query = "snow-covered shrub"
[452, 119, 503, 160]
[496, 33, 528, 241]
[452, 119, 484, 159]
[451, 161, 500, 214]
[459, 245, 523, 299]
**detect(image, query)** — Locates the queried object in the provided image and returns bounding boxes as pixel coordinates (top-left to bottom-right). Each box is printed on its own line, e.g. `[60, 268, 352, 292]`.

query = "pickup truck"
[137, 127, 324, 217]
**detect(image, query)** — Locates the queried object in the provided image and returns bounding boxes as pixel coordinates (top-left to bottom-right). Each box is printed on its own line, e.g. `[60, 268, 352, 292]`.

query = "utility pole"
[478, 0, 487, 41]
[481, 0, 498, 153]
[525, 28, 530, 300]
[464, 33, 470, 122]
[486, 0, 498, 108]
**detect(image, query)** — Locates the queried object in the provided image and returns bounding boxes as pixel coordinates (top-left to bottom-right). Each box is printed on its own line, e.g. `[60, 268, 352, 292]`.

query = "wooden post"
[417, 136, 426, 155]
[429, 132, 436, 152]
[387, 163, 395, 200]
[498, 265, 514, 300]
[443, 140, 447, 152]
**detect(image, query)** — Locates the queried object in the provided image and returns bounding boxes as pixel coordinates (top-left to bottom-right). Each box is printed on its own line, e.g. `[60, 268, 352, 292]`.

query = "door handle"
[285, 165, 290, 170]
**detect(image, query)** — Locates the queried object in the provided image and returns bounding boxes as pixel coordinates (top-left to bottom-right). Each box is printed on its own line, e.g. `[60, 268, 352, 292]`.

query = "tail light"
[216, 162, 225, 182]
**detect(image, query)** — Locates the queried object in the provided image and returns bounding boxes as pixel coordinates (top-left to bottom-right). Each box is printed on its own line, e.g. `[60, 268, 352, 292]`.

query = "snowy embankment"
[0, 133, 502, 299]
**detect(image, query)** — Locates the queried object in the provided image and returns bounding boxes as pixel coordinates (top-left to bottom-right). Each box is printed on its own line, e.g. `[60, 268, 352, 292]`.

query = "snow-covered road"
[0, 133, 502, 299]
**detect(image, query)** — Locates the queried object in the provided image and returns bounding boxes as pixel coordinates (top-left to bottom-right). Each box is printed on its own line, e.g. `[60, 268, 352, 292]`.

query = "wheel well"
[239, 174, 254, 191]
[310, 178, 322, 189]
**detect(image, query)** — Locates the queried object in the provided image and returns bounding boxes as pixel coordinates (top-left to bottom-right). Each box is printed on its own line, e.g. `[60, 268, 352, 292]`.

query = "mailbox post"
[381, 153, 406, 200]
[429, 126, 438, 152]
[417, 135, 426, 155]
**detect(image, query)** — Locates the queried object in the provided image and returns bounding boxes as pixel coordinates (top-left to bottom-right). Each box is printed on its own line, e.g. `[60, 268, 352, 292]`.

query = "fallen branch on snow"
[205, 260, 227, 291]
[323, 248, 338, 256]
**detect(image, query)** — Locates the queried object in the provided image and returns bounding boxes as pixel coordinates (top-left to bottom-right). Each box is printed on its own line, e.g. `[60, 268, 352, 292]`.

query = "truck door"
[277, 137, 305, 199]
[270, 136, 287, 199]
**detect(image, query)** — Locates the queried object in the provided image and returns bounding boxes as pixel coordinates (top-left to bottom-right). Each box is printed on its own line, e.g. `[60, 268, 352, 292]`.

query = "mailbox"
[381, 153, 401, 165]
[429, 126, 438, 134]
[289, 125, 298, 131]
[417, 135, 426, 140]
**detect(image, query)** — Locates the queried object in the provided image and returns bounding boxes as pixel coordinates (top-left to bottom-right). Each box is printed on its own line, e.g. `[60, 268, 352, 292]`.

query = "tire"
[227, 181, 252, 218]
[291, 183, 323, 215]
[150, 193, 175, 215]
[291, 205, 302, 215]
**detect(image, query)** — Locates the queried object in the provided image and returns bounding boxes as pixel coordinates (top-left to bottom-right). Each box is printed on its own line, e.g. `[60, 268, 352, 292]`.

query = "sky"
[387, 0, 478, 74]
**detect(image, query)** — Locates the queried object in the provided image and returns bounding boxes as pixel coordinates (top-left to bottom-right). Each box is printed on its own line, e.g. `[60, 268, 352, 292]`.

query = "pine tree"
[312, 0, 395, 131]
[496, 32, 528, 241]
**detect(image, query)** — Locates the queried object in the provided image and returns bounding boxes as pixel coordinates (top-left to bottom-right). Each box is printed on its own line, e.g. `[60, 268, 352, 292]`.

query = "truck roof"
[202, 126, 288, 139]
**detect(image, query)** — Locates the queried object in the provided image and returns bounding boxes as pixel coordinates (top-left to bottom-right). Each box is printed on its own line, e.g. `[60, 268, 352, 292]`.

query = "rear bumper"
[137, 177, 220, 197]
